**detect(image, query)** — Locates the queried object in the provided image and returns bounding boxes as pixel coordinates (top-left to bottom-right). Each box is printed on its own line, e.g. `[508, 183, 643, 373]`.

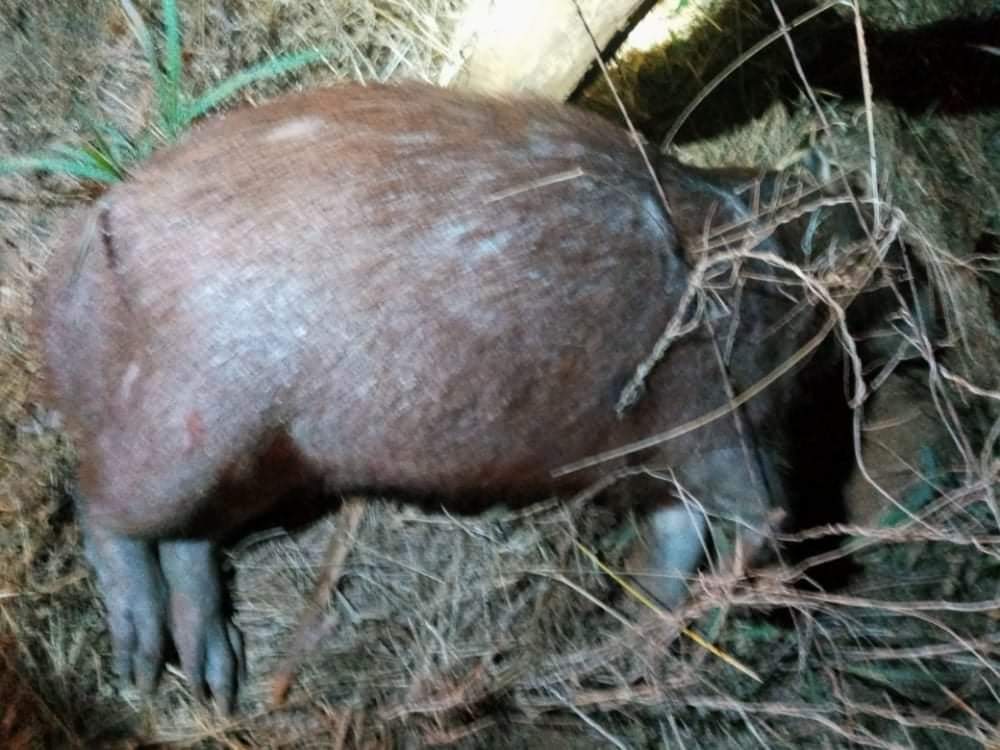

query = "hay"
[2, 0, 998, 746]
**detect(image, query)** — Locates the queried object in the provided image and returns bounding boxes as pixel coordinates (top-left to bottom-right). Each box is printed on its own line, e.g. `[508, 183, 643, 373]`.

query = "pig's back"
[44, 83, 683, 511]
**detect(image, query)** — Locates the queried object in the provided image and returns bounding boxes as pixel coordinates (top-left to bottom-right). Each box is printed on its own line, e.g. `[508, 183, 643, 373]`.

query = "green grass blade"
[44, 143, 95, 160]
[81, 144, 127, 180]
[78, 117, 134, 167]
[182, 49, 328, 125]
[48, 137, 129, 179]
[51, 143, 116, 174]
[74, 118, 137, 174]
[94, 124, 139, 168]
[161, 0, 184, 135]
[0, 153, 121, 183]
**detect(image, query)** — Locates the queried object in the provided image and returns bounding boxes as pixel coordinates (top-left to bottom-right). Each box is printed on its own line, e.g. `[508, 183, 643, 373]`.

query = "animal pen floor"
[2, 0, 999, 747]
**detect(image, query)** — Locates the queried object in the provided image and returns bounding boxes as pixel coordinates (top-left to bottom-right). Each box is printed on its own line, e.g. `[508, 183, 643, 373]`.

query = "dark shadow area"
[0, 643, 138, 748]
[975, 231, 1000, 321]
[575, 0, 1000, 146]
[776, 235, 945, 597]
[775, 350, 860, 592]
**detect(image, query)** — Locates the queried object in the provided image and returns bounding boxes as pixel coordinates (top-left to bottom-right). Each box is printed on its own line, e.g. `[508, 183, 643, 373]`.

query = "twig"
[546, 686, 631, 750]
[850, 0, 880, 226]
[571, 0, 673, 224]
[662, 1, 843, 150]
[270, 497, 366, 706]
[573, 540, 761, 682]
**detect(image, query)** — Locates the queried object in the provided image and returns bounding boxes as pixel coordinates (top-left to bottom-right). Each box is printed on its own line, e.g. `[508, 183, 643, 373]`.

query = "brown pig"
[36, 82, 912, 712]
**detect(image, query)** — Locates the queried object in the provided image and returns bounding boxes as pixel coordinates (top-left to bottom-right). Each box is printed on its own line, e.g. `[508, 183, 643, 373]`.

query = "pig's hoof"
[159, 539, 245, 713]
[108, 572, 169, 694]
[169, 596, 244, 714]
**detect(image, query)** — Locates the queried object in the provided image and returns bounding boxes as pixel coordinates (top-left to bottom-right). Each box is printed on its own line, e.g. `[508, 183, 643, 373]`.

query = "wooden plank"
[440, 0, 651, 100]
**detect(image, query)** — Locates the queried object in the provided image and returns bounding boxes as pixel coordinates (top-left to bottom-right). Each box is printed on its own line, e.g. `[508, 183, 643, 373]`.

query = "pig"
[36, 82, 916, 713]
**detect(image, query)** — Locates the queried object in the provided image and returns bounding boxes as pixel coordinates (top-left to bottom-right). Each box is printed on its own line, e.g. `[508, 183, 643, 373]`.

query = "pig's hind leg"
[159, 538, 245, 714]
[75, 417, 259, 711]
[81, 511, 244, 712]
[79, 511, 168, 695]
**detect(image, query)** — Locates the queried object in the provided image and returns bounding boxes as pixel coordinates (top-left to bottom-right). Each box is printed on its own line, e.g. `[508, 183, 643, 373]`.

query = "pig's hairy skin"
[38, 82, 890, 712]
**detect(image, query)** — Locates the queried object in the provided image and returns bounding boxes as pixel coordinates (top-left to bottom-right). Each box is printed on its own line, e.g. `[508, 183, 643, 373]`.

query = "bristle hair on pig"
[38, 82, 909, 711]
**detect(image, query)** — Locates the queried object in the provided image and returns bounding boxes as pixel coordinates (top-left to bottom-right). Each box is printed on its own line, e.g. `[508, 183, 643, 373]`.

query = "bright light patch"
[624, 1, 708, 54]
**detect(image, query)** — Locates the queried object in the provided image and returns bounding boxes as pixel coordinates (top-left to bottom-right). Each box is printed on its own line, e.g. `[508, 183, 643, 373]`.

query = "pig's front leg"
[158, 538, 245, 714]
[631, 502, 772, 609]
[629, 445, 779, 609]
[630, 503, 709, 608]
